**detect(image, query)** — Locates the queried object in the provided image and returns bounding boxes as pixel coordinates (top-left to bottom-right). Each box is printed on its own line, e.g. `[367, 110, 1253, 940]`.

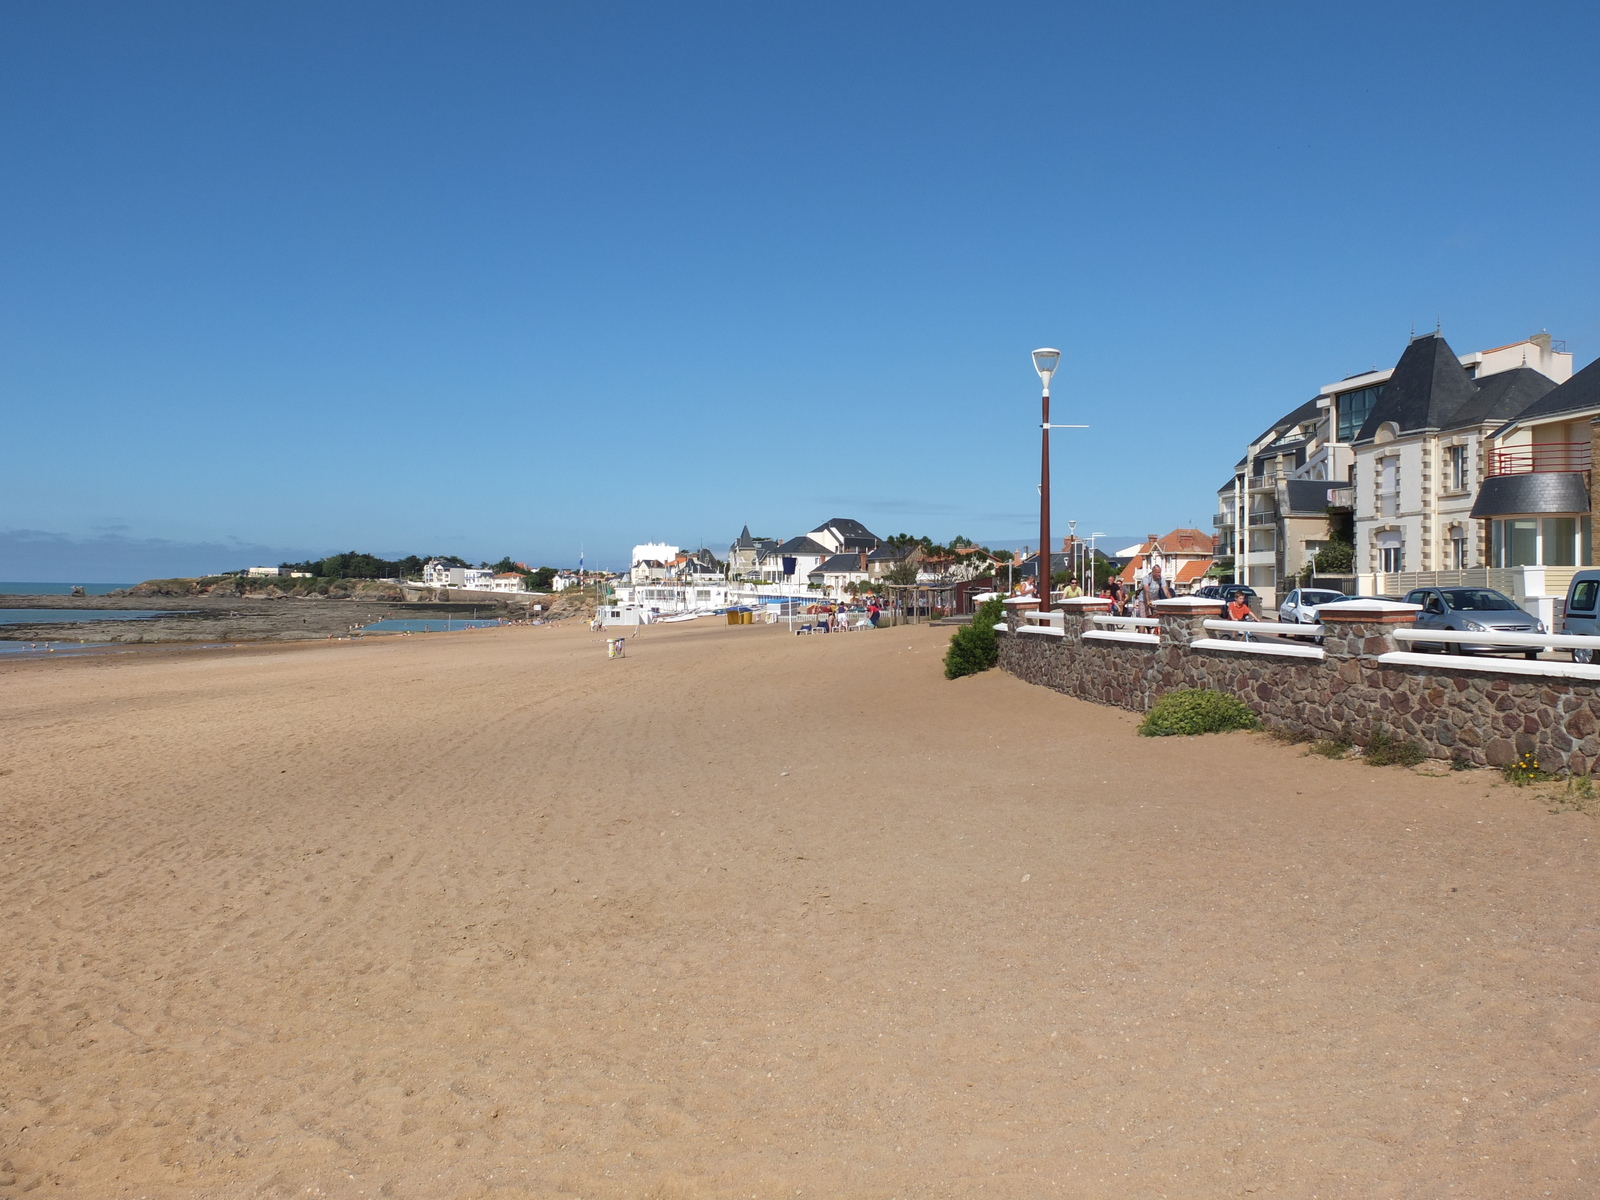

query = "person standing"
[868, 600, 881, 628]
[1139, 562, 1173, 616]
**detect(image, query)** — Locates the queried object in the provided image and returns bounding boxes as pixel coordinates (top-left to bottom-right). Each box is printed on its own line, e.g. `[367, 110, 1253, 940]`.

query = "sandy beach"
[2, 618, 1598, 1199]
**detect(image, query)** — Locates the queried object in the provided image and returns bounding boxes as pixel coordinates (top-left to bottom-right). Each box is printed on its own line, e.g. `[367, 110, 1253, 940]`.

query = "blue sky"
[3, 1, 1597, 578]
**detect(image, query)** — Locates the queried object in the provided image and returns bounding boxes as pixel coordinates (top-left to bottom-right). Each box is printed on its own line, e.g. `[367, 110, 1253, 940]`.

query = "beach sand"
[2, 618, 1597, 1198]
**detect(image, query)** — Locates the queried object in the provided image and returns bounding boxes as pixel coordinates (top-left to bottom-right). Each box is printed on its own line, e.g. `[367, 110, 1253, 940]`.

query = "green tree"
[885, 561, 919, 586]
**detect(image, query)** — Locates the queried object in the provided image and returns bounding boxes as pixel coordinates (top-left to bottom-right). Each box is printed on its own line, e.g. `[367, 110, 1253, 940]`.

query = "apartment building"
[1215, 332, 1573, 605]
[1350, 333, 1569, 580]
[1473, 352, 1600, 572]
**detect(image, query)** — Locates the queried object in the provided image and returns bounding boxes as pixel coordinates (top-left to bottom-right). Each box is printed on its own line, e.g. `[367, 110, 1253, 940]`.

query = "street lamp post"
[1033, 348, 1061, 612]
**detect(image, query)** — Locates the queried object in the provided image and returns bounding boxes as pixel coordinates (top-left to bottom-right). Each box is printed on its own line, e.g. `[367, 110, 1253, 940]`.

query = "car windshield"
[1440, 588, 1520, 612]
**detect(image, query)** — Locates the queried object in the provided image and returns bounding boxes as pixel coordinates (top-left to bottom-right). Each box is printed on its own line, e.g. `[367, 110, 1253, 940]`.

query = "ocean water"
[0, 641, 116, 656]
[360, 619, 503, 633]
[0, 609, 177, 624]
[0, 582, 133, 595]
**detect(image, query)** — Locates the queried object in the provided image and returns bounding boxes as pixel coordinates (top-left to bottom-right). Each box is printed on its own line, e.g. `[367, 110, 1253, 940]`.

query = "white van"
[1562, 570, 1600, 662]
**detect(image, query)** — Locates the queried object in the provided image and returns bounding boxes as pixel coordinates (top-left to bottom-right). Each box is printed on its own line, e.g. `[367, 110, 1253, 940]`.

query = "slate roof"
[1441, 367, 1557, 431]
[867, 544, 910, 561]
[1488, 354, 1600, 435]
[1353, 334, 1478, 440]
[811, 553, 870, 575]
[732, 524, 755, 549]
[812, 517, 878, 541]
[774, 536, 830, 556]
[1285, 479, 1337, 515]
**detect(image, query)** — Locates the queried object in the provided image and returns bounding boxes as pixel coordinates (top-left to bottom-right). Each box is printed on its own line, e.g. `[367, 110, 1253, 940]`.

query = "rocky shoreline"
[0, 591, 575, 644]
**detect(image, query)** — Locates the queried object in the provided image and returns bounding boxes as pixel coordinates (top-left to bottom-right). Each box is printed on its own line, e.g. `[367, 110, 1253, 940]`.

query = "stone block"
[1485, 737, 1517, 766]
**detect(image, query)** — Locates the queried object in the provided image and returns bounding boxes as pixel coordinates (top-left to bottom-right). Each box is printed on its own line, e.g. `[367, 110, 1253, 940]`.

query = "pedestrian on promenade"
[1137, 563, 1172, 617]
[868, 600, 880, 628]
[1226, 590, 1257, 641]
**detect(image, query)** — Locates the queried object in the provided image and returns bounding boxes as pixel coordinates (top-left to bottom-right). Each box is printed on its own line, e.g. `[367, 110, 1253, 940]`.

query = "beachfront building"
[1116, 530, 1216, 594]
[810, 552, 872, 595]
[727, 526, 779, 579]
[421, 559, 495, 589]
[1472, 353, 1600, 577]
[1215, 331, 1573, 605]
[490, 573, 528, 593]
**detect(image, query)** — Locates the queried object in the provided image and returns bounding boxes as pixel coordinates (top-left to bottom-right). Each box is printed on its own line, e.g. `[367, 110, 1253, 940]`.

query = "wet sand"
[2, 618, 1597, 1198]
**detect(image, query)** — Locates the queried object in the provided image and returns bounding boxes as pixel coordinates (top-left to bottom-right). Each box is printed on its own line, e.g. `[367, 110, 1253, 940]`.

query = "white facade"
[1217, 333, 1573, 605]
[1351, 336, 1571, 583]
[246, 566, 281, 576]
[631, 543, 679, 566]
[421, 559, 495, 589]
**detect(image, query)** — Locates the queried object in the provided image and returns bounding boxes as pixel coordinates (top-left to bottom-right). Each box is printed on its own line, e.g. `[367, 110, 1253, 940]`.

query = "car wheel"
[1449, 642, 1470, 656]
[1574, 648, 1594, 665]
[1525, 649, 1540, 661]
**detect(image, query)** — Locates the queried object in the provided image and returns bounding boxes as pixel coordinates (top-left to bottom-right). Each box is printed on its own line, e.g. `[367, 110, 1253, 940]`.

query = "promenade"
[1, 620, 1594, 1198]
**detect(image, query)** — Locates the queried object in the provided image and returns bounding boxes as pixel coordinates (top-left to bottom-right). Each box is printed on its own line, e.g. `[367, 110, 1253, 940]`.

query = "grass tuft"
[1363, 728, 1425, 768]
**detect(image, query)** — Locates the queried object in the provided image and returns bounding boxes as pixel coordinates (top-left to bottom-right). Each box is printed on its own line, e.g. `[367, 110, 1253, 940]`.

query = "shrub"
[943, 597, 1005, 680]
[1138, 689, 1259, 737]
[1364, 728, 1425, 767]
[1314, 540, 1354, 573]
[1308, 737, 1352, 759]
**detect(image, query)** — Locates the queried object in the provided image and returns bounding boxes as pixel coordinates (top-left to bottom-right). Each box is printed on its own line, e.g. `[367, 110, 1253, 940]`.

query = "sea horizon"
[0, 582, 134, 595]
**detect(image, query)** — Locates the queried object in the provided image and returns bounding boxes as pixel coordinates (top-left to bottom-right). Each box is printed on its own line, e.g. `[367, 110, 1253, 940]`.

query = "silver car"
[1403, 587, 1544, 658]
[1278, 588, 1349, 624]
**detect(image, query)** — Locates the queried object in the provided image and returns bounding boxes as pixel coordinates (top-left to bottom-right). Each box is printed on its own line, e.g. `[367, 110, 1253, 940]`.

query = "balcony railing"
[1487, 442, 1592, 477]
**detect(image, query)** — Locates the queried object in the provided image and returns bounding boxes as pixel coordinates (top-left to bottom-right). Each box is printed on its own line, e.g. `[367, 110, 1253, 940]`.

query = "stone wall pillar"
[1317, 600, 1422, 662]
[1056, 596, 1110, 641]
[1001, 596, 1038, 633]
[1153, 597, 1225, 646]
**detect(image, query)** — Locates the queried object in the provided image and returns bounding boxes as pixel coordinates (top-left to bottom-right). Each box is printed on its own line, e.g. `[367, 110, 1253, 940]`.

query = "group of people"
[1093, 562, 1175, 617]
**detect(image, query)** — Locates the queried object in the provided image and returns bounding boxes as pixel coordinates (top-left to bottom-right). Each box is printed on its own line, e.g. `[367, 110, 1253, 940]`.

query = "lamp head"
[1032, 347, 1061, 382]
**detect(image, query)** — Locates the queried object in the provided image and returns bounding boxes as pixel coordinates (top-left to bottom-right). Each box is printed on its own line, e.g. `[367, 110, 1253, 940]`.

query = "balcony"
[1487, 442, 1592, 477]
[1247, 511, 1277, 526]
[1212, 512, 1235, 529]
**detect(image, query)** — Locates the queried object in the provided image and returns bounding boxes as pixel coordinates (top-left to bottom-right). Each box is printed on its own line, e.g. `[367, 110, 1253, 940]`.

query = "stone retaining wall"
[998, 599, 1600, 774]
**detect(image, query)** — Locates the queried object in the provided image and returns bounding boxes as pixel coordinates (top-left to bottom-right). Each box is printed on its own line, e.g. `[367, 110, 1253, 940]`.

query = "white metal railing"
[1383, 627, 1600, 679]
[1019, 610, 1065, 637]
[1203, 619, 1321, 637]
[1084, 628, 1160, 645]
[1092, 615, 1161, 628]
[1190, 636, 1324, 660]
[1391, 628, 1600, 651]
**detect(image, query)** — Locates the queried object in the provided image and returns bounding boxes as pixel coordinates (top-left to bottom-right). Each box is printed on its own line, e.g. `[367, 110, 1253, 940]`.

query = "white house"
[489, 572, 527, 593]
[421, 559, 495, 589]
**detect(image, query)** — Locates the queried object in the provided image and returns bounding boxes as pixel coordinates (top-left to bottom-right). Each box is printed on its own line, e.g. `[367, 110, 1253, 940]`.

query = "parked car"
[1562, 570, 1600, 663]
[1278, 587, 1350, 625]
[1401, 586, 1544, 658]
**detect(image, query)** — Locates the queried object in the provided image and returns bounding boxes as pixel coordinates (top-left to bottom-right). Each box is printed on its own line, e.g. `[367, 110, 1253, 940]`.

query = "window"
[1381, 545, 1403, 573]
[1337, 385, 1383, 442]
[1571, 580, 1599, 614]
[1378, 457, 1398, 517]
[1447, 444, 1469, 492]
[1451, 533, 1469, 569]
[1490, 517, 1589, 567]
